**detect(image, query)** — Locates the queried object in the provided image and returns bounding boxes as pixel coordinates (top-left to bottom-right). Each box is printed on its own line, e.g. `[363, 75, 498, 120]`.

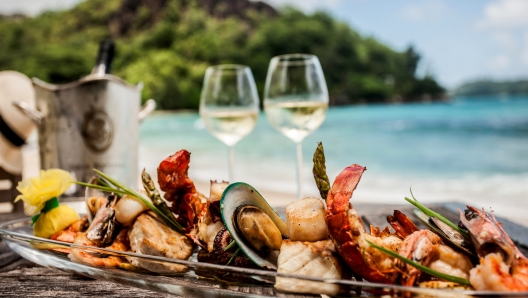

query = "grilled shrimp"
[157, 150, 206, 234]
[70, 229, 129, 268]
[427, 244, 473, 280]
[398, 230, 472, 286]
[312, 143, 476, 287]
[51, 216, 89, 243]
[325, 164, 403, 283]
[460, 206, 528, 291]
[387, 210, 419, 239]
[398, 230, 442, 286]
[323, 163, 473, 286]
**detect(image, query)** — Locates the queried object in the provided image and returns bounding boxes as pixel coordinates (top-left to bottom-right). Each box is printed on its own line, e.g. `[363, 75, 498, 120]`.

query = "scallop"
[114, 194, 149, 226]
[285, 197, 329, 242]
[220, 182, 288, 270]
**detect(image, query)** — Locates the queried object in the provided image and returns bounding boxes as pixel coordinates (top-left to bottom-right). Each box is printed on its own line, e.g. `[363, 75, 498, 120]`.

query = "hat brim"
[0, 71, 36, 140]
[0, 133, 23, 175]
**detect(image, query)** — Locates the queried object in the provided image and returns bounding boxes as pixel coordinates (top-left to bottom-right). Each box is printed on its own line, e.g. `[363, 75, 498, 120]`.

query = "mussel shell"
[414, 209, 476, 258]
[86, 195, 118, 246]
[430, 217, 466, 246]
[220, 182, 288, 270]
[234, 205, 282, 251]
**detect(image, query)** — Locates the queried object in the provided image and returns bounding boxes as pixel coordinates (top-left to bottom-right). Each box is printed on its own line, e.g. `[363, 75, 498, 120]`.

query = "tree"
[0, 0, 446, 108]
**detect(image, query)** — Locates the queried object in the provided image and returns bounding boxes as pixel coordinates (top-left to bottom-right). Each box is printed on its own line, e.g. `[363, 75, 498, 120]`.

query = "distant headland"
[455, 79, 528, 97]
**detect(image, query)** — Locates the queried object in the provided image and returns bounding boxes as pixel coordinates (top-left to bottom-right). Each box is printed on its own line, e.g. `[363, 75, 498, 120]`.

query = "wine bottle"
[92, 38, 115, 76]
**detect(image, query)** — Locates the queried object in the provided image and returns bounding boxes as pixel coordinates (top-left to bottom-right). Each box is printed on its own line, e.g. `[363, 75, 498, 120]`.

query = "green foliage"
[0, 0, 445, 109]
[119, 50, 208, 109]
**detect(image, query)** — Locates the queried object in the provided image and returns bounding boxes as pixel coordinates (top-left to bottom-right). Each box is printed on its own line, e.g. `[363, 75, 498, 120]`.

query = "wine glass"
[199, 65, 260, 183]
[264, 54, 329, 200]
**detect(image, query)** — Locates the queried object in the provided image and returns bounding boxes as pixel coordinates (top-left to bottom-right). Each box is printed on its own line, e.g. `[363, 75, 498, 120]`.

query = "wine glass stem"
[295, 141, 303, 200]
[228, 145, 235, 183]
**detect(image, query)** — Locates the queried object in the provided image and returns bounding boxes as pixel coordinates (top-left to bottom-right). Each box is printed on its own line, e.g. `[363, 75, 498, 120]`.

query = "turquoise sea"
[139, 96, 528, 223]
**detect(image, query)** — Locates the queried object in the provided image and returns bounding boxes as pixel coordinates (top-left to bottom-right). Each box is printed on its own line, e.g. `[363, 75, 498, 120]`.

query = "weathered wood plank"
[0, 267, 177, 297]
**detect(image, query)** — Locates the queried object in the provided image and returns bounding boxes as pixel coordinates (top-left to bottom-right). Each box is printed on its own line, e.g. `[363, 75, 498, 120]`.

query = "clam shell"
[220, 182, 288, 270]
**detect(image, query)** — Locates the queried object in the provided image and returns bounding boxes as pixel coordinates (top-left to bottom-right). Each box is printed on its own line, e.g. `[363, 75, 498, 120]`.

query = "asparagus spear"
[312, 142, 331, 201]
[141, 169, 179, 226]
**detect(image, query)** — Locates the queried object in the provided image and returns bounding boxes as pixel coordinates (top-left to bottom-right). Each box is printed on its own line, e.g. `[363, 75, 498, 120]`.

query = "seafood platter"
[2, 143, 528, 297]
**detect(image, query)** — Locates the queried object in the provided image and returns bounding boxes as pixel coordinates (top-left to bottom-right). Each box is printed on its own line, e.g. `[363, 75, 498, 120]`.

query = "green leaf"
[366, 239, 471, 286]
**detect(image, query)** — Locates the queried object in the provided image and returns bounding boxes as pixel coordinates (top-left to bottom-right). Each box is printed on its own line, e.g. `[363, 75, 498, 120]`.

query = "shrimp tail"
[387, 210, 419, 239]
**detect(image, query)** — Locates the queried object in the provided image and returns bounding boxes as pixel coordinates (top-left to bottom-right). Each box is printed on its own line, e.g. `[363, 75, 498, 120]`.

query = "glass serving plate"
[1, 217, 525, 298]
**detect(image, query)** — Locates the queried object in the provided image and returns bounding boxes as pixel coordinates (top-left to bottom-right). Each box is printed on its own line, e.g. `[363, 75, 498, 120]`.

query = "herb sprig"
[366, 239, 471, 286]
[224, 240, 238, 252]
[226, 247, 241, 265]
[75, 169, 184, 233]
[405, 188, 470, 240]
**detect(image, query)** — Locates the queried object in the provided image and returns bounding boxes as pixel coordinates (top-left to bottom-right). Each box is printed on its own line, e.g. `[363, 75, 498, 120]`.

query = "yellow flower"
[33, 205, 79, 238]
[14, 169, 74, 216]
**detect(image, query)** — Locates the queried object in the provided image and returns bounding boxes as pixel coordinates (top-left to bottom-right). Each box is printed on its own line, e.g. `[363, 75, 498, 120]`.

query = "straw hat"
[0, 71, 36, 175]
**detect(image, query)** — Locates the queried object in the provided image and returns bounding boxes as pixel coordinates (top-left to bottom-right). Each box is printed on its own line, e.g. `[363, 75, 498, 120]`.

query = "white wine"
[201, 110, 258, 146]
[264, 101, 327, 143]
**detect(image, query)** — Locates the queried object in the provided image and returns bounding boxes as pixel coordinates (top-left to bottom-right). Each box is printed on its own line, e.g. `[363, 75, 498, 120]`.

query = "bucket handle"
[138, 99, 156, 123]
[12, 100, 43, 126]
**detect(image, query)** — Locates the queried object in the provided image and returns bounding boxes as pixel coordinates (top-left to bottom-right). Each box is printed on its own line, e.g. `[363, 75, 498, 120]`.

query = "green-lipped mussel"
[234, 205, 283, 251]
[220, 182, 288, 270]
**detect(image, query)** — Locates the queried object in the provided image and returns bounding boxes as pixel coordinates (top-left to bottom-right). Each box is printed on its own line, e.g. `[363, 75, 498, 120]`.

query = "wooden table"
[2, 203, 528, 297]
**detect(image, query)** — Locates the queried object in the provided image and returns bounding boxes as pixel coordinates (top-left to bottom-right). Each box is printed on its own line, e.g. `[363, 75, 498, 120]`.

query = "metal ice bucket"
[14, 74, 155, 197]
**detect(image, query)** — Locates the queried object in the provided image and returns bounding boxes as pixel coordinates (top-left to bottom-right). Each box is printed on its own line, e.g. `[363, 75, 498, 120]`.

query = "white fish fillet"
[127, 212, 193, 273]
[275, 239, 342, 295]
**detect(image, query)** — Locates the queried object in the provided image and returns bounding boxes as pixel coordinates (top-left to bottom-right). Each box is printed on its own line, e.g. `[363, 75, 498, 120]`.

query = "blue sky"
[1, 0, 528, 88]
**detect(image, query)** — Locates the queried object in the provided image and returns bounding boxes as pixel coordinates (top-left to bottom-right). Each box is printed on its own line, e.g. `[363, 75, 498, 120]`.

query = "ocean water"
[139, 96, 528, 223]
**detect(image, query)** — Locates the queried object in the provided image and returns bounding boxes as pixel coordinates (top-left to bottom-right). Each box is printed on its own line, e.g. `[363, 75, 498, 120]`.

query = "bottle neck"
[92, 64, 108, 76]
[92, 39, 115, 76]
